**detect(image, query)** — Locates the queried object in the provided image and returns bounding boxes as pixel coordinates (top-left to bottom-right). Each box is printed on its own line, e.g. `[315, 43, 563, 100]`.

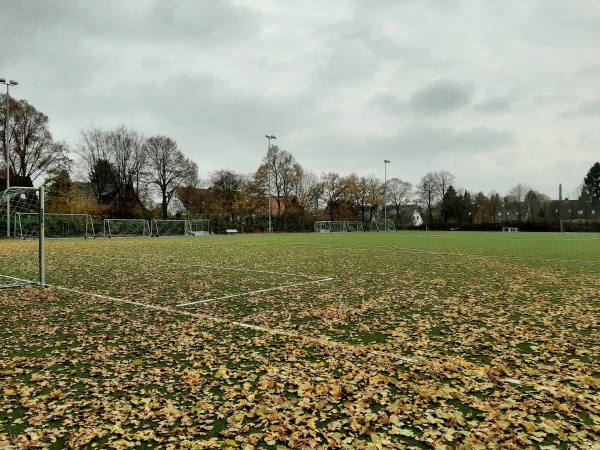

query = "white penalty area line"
[54, 252, 321, 280]
[44, 284, 553, 393]
[176, 277, 335, 307]
[45, 284, 314, 337]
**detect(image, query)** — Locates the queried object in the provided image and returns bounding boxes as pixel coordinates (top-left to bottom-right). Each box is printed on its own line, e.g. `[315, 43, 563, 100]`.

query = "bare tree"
[295, 170, 322, 213]
[75, 126, 113, 202]
[107, 126, 146, 213]
[256, 145, 304, 217]
[210, 169, 243, 220]
[144, 135, 198, 219]
[436, 170, 455, 199]
[1, 96, 69, 185]
[387, 178, 413, 220]
[416, 172, 441, 223]
[507, 183, 532, 202]
[320, 172, 348, 220]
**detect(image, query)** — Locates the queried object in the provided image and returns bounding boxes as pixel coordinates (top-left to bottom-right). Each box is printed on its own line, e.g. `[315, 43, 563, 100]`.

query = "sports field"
[1, 232, 598, 449]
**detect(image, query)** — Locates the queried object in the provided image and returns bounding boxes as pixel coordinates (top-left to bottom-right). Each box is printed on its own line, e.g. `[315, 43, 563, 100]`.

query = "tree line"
[2, 95, 600, 231]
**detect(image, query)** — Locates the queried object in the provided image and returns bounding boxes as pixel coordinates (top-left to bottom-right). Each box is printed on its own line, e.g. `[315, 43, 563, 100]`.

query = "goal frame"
[189, 219, 210, 236]
[16, 212, 95, 239]
[0, 186, 45, 288]
[560, 219, 600, 233]
[152, 219, 192, 237]
[370, 218, 395, 232]
[103, 219, 152, 238]
[314, 220, 364, 233]
[502, 227, 520, 233]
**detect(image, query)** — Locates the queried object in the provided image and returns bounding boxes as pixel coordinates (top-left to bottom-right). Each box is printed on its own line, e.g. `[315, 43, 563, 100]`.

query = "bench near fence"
[225, 229, 238, 235]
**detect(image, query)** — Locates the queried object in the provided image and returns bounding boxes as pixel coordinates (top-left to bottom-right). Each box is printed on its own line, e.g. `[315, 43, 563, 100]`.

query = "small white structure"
[412, 209, 424, 227]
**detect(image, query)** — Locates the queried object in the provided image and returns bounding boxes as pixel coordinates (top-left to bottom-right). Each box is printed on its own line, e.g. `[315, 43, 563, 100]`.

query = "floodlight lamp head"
[9, 80, 18, 86]
[384, 160, 391, 164]
[0, 78, 6, 84]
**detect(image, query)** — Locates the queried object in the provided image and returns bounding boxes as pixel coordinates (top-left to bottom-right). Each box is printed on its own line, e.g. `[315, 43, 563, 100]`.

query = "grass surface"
[1, 231, 599, 449]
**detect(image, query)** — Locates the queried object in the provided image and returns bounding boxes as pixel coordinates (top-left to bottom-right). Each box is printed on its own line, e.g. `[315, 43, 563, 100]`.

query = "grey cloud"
[576, 99, 600, 115]
[561, 99, 600, 117]
[574, 63, 600, 78]
[370, 93, 407, 115]
[474, 97, 512, 113]
[382, 125, 516, 155]
[410, 79, 474, 114]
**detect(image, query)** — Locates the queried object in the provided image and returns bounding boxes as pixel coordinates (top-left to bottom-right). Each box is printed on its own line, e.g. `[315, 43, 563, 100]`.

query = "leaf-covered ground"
[1, 232, 598, 449]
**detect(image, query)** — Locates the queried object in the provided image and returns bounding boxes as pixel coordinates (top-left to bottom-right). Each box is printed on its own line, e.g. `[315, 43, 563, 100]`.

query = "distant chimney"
[559, 184, 562, 202]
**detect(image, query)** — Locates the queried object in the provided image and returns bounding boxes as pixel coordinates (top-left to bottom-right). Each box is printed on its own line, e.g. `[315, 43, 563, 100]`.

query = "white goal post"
[189, 219, 210, 236]
[16, 213, 95, 239]
[502, 227, 520, 232]
[560, 219, 600, 233]
[103, 219, 151, 238]
[370, 218, 396, 232]
[314, 221, 364, 233]
[0, 186, 45, 288]
[152, 219, 192, 237]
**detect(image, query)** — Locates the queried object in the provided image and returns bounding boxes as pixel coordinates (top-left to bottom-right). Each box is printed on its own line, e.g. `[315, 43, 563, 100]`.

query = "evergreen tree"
[581, 162, 600, 201]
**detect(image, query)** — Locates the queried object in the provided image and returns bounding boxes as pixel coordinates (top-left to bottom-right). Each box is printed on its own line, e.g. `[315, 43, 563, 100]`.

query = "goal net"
[314, 221, 364, 233]
[370, 218, 395, 232]
[152, 219, 192, 237]
[560, 219, 600, 233]
[0, 186, 45, 288]
[502, 227, 520, 232]
[189, 219, 210, 236]
[344, 221, 364, 232]
[103, 219, 151, 238]
[16, 213, 95, 239]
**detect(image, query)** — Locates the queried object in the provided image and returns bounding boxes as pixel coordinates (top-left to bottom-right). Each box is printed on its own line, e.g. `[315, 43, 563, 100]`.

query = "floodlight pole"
[265, 134, 276, 233]
[384, 160, 390, 231]
[1, 78, 18, 238]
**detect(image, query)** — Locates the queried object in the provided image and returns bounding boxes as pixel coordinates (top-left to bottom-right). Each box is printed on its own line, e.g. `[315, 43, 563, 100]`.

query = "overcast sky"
[2, 0, 599, 198]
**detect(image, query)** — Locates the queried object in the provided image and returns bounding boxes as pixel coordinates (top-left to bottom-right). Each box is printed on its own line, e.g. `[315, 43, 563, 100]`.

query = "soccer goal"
[315, 221, 342, 233]
[314, 221, 364, 233]
[502, 227, 520, 232]
[189, 219, 210, 236]
[370, 218, 395, 232]
[0, 186, 45, 288]
[560, 219, 600, 233]
[103, 219, 151, 238]
[152, 219, 192, 237]
[344, 221, 364, 232]
[16, 213, 95, 239]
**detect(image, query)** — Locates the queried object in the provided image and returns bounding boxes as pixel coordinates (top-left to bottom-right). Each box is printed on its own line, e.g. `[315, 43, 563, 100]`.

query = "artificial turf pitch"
[1, 231, 598, 448]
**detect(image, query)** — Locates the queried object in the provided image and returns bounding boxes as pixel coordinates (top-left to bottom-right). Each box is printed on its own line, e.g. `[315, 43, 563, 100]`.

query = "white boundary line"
[48, 284, 305, 335]
[50, 252, 322, 279]
[177, 277, 335, 307]
[0, 273, 38, 289]
[240, 242, 600, 264]
[44, 283, 553, 391]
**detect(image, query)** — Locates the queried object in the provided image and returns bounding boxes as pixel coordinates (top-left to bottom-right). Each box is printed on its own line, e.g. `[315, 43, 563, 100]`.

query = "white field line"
[47, 284, 313, 336]
[45, 283, 552, 391]
[50, 251, 321, 279]
[0, 274, 38, 289]
[241, 242, 600, 264]
[177, 277, 335, 307]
